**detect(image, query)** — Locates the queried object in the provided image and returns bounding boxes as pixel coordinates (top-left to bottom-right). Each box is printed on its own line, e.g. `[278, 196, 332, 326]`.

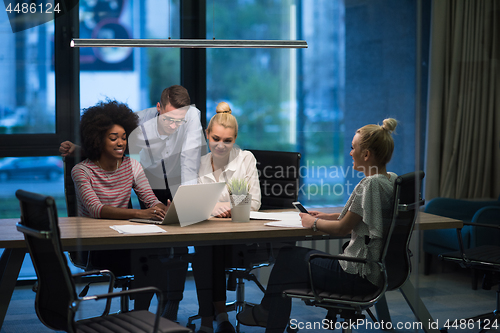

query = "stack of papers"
[110, 225, 167, 234]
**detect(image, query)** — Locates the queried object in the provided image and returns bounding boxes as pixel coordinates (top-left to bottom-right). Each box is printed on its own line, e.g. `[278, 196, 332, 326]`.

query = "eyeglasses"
[162, 116, 187, 126]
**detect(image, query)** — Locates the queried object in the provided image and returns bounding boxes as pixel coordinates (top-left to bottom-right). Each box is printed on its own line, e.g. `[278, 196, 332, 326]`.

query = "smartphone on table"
[292, 201, 309, 214]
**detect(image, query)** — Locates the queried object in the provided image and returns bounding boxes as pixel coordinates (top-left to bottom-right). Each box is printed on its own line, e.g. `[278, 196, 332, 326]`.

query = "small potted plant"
[227, 178, 252, 222]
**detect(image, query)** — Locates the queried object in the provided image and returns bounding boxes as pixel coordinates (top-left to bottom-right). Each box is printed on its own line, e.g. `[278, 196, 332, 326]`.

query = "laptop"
[130, 182, 226, 227]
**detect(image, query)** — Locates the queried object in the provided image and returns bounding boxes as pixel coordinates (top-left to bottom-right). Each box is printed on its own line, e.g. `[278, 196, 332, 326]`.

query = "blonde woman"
[237, 118, 399, 333]
[193, 102, 261, 333]
[198, 102, 261, 217]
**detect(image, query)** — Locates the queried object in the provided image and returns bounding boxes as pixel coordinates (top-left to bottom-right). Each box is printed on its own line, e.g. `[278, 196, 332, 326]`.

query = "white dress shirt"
[198, 147, 261, 211]
[129, 105, 207, 197]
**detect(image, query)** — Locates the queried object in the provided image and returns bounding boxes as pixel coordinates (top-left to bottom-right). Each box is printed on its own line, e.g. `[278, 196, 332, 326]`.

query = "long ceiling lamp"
[70, 39, 307, 49]
[72, 0, 307, 49]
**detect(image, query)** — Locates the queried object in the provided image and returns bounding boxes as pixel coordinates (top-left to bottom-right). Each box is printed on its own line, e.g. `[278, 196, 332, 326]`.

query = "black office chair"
[248, 149, 301, 210]
[15, 189, 191, 333]
[283, 171, 425, 333]
[63, 156, 134, 312]
[229, 150, 301, 330]
[438, 206, 500, 333]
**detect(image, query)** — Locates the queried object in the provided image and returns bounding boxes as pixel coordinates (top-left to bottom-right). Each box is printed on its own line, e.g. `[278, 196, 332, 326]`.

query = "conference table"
[0, 210, 462, 332]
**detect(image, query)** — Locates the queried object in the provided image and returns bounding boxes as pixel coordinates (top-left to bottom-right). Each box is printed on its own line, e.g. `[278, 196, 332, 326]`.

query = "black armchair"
[283, 171, 425, 333]
[15, 189, 191, 333]
[438, 206, 500, 332]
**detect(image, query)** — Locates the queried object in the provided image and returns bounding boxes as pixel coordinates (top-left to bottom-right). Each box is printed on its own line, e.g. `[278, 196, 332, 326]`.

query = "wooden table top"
[0, 209, 463, 250]
[317, 207, 464, 231]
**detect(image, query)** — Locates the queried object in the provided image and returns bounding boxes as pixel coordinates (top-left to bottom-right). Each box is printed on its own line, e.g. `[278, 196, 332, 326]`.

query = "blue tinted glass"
[0, 156, 65, 218]
[206, 0, 346, 207]
[79, 0, 181, 111]
[0, 12, 54, 134]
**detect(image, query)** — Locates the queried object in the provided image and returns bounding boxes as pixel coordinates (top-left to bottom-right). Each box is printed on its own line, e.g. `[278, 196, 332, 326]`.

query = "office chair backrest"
[63, 156, 93, 269]
[16, 189, 77, 332]
[247, 149, 301, 210]
[63, 156, 81, 217]
[384, 171, 425, 291]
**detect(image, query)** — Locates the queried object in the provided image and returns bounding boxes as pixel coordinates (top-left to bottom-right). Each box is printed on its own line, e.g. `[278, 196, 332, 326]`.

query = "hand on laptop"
[142, 205, 166, 221]
[212, 202, 231, 218]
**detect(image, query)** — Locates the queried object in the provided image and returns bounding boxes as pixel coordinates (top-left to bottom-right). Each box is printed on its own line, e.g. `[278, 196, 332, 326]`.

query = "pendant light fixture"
[71, 0, 306, 49]
[70, 38, 307, 49]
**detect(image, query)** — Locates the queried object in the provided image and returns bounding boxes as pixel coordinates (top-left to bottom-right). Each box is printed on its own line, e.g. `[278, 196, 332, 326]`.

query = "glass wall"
[0, 14, 54, 135]
[206, 0, 346, 207]
[0, 0, 429, 324]
[205, 0, 416, 207]
[79, 0, 181, 111]
[0, 11, 61, 220]
[0, 0, 418, 217]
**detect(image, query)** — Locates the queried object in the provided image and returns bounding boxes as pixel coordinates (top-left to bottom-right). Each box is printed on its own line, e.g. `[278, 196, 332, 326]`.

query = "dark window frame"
[0, 7, 80, 158]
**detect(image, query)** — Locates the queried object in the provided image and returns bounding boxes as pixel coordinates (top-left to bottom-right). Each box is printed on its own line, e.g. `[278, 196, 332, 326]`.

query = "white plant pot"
[230, 194, 252, 222]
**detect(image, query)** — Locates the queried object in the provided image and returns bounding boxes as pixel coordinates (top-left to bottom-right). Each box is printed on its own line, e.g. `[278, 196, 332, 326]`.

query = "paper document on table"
[249, 211, 285, 220]
[259, 211, 306, 228]
[265, 220, 305, 228]
[110, 225, 167, 234]
[251, 211, 301, 221]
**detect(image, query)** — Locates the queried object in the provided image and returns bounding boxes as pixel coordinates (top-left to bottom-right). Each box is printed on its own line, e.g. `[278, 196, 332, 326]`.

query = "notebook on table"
[129, 182, 226, 227]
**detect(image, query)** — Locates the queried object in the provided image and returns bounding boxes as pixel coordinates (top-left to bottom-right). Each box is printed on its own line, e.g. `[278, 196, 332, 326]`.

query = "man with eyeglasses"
[128, 85, 206, 320]
[131, 85, 205, 201]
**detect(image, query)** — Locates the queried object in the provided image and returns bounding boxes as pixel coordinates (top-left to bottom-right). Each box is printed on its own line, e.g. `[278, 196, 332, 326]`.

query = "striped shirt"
[72, 156, 161, 218]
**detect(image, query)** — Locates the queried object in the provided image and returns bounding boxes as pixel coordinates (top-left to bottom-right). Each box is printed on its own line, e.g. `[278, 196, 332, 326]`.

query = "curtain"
[425, 0, 500, 200]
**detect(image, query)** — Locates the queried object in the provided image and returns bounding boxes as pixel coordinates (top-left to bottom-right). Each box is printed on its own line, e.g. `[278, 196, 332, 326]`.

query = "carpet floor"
[1, 262, 498, 333]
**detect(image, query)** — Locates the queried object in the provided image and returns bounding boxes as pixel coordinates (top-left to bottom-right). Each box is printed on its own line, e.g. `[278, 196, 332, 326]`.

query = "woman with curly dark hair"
[72, 100, 168, 220]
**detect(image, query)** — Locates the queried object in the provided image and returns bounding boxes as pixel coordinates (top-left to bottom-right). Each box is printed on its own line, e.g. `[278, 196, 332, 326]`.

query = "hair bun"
[382, 118, 397, 133]
[216, 101, 232, 114]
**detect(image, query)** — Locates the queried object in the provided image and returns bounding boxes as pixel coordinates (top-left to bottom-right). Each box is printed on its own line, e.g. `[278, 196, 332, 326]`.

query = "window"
[0, 16, 55, 135]
[79, 0, 181, 111]
[206, 0, 418, 207]
[0, 10, 66, 219]
[206, 0, 346, 206]
[0, 156, 65, 218]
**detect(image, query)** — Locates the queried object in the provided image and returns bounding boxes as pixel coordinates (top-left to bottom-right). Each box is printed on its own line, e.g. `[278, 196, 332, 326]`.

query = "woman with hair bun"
[215, 101, 232, 113]
[192, 102, 261, 333]
[199, 102, 261, 217]
[237, 118, 399, 333]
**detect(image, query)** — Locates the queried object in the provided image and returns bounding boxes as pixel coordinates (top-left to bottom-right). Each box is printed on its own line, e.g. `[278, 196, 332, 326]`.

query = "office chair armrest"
[306, 253, 371, 302]
[72, 269, 116, 316]
[80, 286, 164, 333]
[308, 252, 369, 264]
[72, 269, 116, 280]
